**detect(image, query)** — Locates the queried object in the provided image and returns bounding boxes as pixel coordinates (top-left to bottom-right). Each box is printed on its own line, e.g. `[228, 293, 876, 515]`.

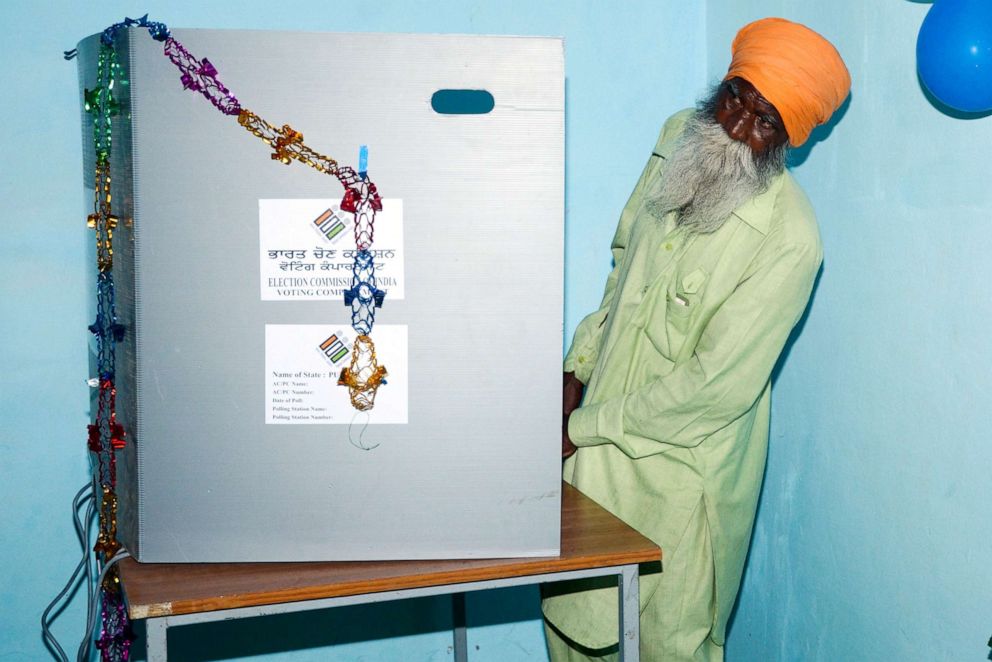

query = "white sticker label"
[259, 199, 404, 301]
[265, 324, 408, 424]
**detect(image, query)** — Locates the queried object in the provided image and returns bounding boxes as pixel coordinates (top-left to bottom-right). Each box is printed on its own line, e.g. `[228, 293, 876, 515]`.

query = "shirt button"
[664, 242, 673, 251]
[578, 356, 586, 364]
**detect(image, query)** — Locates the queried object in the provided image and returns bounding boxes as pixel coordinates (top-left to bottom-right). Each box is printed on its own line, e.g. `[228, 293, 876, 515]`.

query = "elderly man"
[542, 18, 850, 662]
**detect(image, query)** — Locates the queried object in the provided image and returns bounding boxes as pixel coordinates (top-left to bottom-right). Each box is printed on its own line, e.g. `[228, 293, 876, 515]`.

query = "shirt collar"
[727, 173, 784, 235]
[654, 131, 785, 236]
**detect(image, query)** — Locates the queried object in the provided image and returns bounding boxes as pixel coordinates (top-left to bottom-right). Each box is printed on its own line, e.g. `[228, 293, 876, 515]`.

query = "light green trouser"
[544, 499, 724, 662]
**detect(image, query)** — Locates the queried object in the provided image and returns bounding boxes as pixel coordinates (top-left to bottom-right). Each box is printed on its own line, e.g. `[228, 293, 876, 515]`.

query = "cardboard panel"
[78, 28, 563, 562]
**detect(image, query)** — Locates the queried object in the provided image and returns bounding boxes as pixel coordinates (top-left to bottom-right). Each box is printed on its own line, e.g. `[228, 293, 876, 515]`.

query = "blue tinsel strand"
[101, 14, 170, 47]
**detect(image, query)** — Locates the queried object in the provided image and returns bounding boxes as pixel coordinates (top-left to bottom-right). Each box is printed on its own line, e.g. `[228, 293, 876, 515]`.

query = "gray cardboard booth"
[78, 29, 564, 562]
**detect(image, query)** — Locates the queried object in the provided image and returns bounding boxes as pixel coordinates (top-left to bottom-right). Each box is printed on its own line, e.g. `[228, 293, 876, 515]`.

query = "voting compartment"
[78, 29, 564, 562]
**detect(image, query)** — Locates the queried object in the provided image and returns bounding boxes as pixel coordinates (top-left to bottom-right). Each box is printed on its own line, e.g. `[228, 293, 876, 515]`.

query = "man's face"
[714, 77, 789, 156]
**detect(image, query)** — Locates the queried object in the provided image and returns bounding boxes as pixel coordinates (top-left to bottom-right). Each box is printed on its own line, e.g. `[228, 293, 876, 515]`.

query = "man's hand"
[562, 371, 584, 460]
[562, 426, 577, 460]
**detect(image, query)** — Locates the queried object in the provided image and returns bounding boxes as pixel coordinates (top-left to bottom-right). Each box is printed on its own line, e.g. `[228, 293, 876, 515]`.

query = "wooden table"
[120, 482, 661, 661]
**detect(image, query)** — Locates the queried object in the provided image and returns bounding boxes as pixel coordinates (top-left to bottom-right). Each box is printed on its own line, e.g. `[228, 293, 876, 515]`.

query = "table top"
[120, 482, 661, 619]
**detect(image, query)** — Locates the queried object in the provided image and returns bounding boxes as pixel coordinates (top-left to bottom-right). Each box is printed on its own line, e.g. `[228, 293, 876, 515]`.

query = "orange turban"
[725, 18, 850, 146]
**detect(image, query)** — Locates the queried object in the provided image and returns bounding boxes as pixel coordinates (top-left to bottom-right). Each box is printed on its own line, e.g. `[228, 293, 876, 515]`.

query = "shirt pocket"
[644, 268, 708, 360]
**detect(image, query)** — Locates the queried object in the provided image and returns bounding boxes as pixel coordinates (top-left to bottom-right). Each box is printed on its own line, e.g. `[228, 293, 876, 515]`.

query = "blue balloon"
[917, 0, 992, 113]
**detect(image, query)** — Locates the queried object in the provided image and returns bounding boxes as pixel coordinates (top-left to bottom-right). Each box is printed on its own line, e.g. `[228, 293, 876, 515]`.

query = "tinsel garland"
[76, 14, 391, 661]
[80, 24, 133, 658]
[155, 22, 389, 409]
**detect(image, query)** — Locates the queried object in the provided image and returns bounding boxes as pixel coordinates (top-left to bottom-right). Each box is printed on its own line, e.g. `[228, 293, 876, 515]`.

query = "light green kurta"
[542, 109, 822, 656]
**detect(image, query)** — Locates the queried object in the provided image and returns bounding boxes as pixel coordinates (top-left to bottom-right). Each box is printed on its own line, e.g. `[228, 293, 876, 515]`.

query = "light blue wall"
[706, 3, 992, 660]
[1, 1, 704, 660]
[10, 2, 990, 661]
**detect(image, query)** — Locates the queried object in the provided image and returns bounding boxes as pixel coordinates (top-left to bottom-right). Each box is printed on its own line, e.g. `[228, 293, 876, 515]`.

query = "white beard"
[647, 110, 787, 234]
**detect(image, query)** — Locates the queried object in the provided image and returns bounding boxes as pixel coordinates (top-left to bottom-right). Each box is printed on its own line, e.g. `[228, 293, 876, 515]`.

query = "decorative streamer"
[81, 28, 133, 661]
[73, 14, 393, 660]
[338, 334, 388, 411]
[155, 21, 388, 410]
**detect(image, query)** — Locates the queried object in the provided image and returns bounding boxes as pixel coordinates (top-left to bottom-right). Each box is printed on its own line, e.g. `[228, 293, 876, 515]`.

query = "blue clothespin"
[358, 145, 368, 181]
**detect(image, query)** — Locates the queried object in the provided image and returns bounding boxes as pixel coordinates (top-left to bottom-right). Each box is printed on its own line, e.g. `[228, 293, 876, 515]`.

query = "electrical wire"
[42, 553, 87, 661]
[77, 478, 98, 662]
[78, 495, 97, 662]
[42, 480, 131, 662]
[41, 483, 94, 662]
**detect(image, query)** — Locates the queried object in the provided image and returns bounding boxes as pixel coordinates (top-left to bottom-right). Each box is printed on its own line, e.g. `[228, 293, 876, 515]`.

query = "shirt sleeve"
[564, 114, 687, 383]
[568, 235, 822, 458]
[561, 203, 634, 383]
